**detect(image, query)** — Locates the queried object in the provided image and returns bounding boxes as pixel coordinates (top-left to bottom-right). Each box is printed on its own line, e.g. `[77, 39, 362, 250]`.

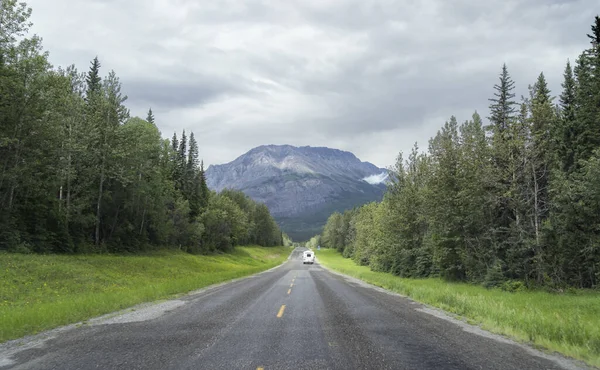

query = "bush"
[500, 280, 527, 292]
[483, 261, 505, 289]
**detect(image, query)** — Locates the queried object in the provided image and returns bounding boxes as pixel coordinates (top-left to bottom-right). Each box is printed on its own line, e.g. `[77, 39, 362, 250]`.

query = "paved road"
[0, 248, 588, 370]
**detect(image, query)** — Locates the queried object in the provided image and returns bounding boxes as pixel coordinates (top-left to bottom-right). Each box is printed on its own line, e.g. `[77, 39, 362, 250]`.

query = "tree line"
[319, 16, 600, 289]
[0, 1, 284, 254]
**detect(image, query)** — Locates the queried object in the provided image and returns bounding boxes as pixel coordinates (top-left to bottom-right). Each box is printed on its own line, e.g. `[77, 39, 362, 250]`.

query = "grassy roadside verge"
[0, 246, 289, 343]
[316, 248, 600, 368]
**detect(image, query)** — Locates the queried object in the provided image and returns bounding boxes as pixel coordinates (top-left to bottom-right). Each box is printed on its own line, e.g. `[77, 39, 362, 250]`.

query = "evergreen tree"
[199, 160, 210, 209]
[146, 108, 155, 125]
[171, 132, 179, 153]
[170, 132, 180, 186]
[557, 61, 577, 173]
[178, 130, 187, 168]
[587, 15, 600, 46]
[486, 64, 519, 268]
[85, 56, 101, 98]
[429, 116, 464, 280]
[176, 130, 187, 191]
[571, 18, 600, 168]
[457, 112, 495, 280]
[488, 64, 518, 134]
[186, 133, 200, 219]
[187, 132, 198, 171]
[528, 72, 556, 282]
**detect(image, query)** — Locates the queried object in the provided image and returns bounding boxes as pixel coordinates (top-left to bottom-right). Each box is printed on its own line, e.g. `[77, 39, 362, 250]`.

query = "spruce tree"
[586, 15, 600, 47]
[146, 108, 155, 125]
[569, 17, 600, 168]
[488, 64, 517, 134]
[187, 132, 198, 171]
[529, 72, 556, 281]
[85, 56, 101, 98]
[558, 61, 577, 173]
[178, 130, 187, 168]
[171, 132, 178, 153]
[177, 130, 187, 190]
[199, 160, 210, 209]
[186, 133, 200, 219]
[487, 64, 518, 260]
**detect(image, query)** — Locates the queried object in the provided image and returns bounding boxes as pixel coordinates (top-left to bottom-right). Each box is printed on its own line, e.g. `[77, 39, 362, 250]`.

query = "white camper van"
[303, 250, 315, 264]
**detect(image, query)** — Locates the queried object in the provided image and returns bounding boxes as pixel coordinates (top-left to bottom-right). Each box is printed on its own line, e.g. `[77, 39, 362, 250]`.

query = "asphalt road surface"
[0, 248, 589, 370]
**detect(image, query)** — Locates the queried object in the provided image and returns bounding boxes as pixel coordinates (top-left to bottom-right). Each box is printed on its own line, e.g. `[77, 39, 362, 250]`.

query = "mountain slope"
[205, 145, 388, 240]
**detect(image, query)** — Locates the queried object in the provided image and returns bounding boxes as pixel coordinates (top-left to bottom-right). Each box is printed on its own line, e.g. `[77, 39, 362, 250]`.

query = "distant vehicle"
[303, 250, 315, 264]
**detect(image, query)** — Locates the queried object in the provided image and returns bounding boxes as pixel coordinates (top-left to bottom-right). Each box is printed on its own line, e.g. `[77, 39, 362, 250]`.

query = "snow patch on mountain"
[362, 172, 389, 185]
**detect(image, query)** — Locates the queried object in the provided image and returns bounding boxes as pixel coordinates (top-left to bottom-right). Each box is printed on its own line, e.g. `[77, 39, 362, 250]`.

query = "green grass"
[0, 246, 289, 343]
[316, 249, 600, 368]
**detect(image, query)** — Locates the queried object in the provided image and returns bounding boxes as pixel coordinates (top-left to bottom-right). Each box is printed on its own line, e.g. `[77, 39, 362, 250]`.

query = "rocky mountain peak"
[205, 145, 389, 240]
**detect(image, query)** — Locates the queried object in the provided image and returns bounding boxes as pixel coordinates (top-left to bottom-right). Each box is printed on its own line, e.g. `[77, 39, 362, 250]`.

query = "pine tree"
[170, 132, 180, 188]
[176, 130, 187, 191]
[531, 72, 554, 165]
[199, 160, 210, 209]
[171, 132, 179, 153]
[186, 133, 200, 220]
[571, 17, 600, 168]
[458, 112, 496, 280]
[528, 72, 556, 282]
[488, 64, 517, 134]
[557, 61, 577, 173]
[178, 130, 187, 168]
[146, 108, 155, 125]
[429, 116, 464, 280]
[586, 15, 600, 47]
[187, 132, 198, 171]
[85, 57, 101, 98]
[487, 64, 519, 261]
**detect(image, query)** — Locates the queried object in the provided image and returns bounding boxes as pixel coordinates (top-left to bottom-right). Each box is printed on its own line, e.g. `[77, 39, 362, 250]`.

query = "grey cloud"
[125, 82, 221, 109]
[123, 74, 250, 110]
[26, 0, 599, 168]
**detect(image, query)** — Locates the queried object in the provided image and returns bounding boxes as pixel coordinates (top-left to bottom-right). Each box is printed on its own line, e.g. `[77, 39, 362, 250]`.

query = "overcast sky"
[27, 0, 595, 169]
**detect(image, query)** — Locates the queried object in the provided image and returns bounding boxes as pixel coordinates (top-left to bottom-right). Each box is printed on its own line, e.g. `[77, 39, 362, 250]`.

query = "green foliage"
[483, 261, 506, 289]
[146, 107, 155, 125]
[0, 6, 284, 254]
[319, 16, 600, 289]
[85, 56, 101, 97]
[305, 235, 320, 250]
[500, 280, 527, 293]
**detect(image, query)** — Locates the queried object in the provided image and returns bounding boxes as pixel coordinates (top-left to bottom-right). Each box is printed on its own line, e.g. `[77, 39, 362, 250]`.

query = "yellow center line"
[277, 304, 286, 318]
[257, 367, 264, 370]
[287, 288, 291, 295]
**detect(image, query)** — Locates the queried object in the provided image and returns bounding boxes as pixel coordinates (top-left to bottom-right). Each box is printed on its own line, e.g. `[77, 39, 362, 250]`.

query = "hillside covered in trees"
[319, 16, 600, 289]
[0, 1, 284, 254]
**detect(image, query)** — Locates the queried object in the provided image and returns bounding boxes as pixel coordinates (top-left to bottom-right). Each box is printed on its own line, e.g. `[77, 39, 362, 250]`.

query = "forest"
[0, 1, 284, 254]
[319, 16, 600, 289]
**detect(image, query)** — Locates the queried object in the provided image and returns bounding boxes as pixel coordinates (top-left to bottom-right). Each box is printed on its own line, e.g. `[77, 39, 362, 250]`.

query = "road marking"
[277, 305, 286, 318]
[257, 367, 264, 370]
[290, 283, 294, 288]
[287, 288, 291, 295]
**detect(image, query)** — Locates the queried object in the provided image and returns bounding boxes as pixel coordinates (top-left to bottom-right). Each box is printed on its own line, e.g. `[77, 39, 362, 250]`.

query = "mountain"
[205, 145, 389, 241]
